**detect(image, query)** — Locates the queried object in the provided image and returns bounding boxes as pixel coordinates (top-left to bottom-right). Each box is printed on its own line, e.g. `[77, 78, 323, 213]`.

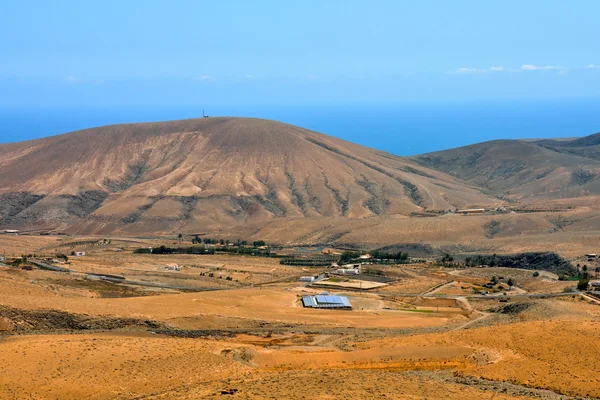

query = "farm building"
[302, 295, 352, 309]
[456, 208, 486, 215]
[336, 264, 361, 275]
[299, 276, 316, 283]
[336, 268, 360, 275]
[164, 263, 181, 271]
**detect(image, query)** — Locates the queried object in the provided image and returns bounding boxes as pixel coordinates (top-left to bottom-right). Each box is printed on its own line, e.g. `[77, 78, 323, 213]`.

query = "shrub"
[577, 277, 589, 291]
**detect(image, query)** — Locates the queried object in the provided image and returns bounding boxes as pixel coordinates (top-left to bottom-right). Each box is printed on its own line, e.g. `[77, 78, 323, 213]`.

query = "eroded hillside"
[0, 117, 499, 234]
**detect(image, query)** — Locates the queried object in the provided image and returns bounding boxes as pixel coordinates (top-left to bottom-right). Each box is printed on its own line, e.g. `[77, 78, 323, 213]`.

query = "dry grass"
[0, 244, 599, 399]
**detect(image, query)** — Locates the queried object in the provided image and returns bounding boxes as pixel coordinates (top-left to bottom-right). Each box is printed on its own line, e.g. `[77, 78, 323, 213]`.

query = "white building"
[336, 268, 360, 275]
[299, 276, 316, 283]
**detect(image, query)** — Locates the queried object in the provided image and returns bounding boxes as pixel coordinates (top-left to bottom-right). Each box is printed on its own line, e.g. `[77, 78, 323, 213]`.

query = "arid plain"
[1, 233, 599, 400]
[3, 118, 600, 399]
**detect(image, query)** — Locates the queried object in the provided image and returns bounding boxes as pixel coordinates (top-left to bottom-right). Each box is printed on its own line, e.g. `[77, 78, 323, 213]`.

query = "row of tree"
[338, 250, 410, 265]
[186, 234, 266, 248]
[135, 244, 271, 256]
[439, 252, 572, 274]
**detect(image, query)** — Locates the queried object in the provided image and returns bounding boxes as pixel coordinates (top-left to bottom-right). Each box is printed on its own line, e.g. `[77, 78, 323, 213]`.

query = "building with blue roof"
[301, 295, 352, 309]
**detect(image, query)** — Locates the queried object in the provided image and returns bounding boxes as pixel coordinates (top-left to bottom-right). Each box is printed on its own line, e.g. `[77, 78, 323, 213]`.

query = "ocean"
[1, 99, 599, 155]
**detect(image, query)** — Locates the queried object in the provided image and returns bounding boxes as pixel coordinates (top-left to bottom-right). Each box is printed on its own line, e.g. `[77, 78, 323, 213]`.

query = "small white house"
[336, 268, 360, 275]
[73, 251, 86, 256]
[300, 276, 316, 283]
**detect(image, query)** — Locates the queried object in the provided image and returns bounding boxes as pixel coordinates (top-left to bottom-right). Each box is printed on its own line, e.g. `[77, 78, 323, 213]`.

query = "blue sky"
[1, 0, 599, 107]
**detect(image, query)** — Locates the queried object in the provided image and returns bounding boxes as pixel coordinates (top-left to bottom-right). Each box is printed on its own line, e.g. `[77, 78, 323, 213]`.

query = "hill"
[413, 133, 600, 202]
[0, 117, 498, 235]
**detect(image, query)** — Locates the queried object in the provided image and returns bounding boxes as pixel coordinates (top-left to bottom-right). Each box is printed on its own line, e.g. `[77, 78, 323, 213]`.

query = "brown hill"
[413, 133, 600, 202]
[0, 117, 498, 235]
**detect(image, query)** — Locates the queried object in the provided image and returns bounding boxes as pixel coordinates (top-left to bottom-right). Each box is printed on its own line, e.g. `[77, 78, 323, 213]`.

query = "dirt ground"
[0, 236, 599, 399]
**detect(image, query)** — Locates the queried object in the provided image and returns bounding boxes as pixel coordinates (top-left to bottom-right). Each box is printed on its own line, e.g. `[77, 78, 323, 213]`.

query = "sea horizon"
[1, 97, 599, 156]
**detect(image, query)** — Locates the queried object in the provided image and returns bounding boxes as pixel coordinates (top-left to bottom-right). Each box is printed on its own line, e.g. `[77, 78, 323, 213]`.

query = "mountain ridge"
[0, 117, 499, 235]
[413, 131, 600, 201]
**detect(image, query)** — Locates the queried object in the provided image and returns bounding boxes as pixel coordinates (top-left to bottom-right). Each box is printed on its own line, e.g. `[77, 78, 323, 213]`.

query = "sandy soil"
[0, 248, 599, 399]
[0, 333, 248, 399]
[0, 235, 61, 256]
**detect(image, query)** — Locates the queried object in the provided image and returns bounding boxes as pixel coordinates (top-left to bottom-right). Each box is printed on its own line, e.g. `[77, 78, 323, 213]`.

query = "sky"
[1, 0, 599, 107]
[0, 1, 599, 153]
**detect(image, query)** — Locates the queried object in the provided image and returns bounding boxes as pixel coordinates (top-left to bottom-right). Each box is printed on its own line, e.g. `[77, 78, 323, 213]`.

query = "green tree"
[577, 276, 589, 291]
[339, 250, 359, 265]
[507, 278, 514, 289]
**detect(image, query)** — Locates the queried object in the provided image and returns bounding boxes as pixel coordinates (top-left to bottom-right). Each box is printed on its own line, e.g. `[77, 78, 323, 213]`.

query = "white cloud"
[585, 64, 599, 69]
[451, 66, 507, 74]
[194, 75, 214, 81]
[520, 64, 566, 71]
[245, 73, 256, 79]
[450, 64, 574, 75]
[65, 76, 82, 84]
[454, 67, 488, 74]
